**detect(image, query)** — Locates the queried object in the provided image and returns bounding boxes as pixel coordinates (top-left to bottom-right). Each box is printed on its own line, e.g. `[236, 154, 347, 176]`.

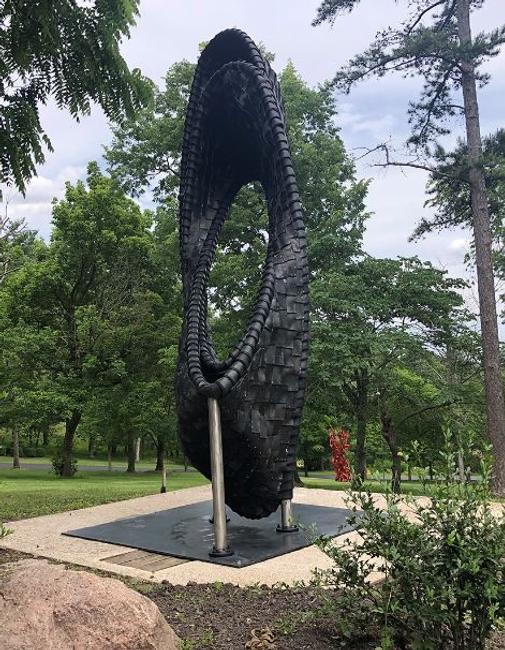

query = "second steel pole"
[208, 397, 233, 557]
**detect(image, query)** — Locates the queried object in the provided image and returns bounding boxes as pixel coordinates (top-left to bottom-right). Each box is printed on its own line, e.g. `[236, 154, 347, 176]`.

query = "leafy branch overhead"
[0, 0, 153, 193]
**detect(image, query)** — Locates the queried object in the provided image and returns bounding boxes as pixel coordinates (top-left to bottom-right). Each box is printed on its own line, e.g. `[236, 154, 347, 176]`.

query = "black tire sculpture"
[177, 29, 309, 520]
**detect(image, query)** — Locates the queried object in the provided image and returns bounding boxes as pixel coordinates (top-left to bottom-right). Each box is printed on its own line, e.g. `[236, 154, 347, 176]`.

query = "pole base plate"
[276, 524, 299, 533]
[209, 546, 234, 558]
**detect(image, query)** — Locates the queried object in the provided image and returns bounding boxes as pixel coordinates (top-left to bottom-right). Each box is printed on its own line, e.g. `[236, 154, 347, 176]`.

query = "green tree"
[414, 130, 505, 239]
[3, 163, 152, 475]
[0, 306, 63, 466]
[314, 0, 505, 494]
[0, 0, 152, 193]
[76, 201, 181, 473]
[414, 130, 505, 301]
[379, 353, 452, 492]
[0, 213, 23, 283]
[311, 256, 465, 480]
[0, 230, 64, 466]
[105, 60, 193, 202]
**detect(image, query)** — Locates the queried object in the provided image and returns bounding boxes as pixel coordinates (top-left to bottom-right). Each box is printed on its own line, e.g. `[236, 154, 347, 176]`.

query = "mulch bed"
[1, 549, 503, 649]
[150, 581, 505, 649]
[150, 581, 376, 649]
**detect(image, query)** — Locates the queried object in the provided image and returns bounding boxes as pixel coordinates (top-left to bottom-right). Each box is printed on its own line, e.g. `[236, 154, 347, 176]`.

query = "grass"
[0, 455, 187, 470]
[302, 476, 431, 496]
[0, 460, 450, 525]
[0, 468, 208, 521]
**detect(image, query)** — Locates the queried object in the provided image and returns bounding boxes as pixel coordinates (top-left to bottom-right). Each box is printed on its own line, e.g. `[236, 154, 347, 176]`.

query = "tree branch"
[405, 1, 446, 35]
[398, 399, 454, 427]
[354, 143, 470, 184]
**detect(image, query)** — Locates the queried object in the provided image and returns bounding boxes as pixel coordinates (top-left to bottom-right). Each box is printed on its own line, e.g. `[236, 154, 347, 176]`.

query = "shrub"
[315, 437, 505, 649]
[0, 522, 12, 538]
[22, 446, 47, 458]
[51, 452, 78, 477]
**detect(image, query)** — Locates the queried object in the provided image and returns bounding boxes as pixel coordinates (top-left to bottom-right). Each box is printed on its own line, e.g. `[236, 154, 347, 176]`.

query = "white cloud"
[449, 238, 470, 252]
[5, 165, 87, 239]
[337, 103, 396, 141]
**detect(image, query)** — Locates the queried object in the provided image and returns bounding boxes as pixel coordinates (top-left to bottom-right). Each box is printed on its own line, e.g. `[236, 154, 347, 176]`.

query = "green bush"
[51, 453, 78, 477]
[22, 446, 47, 458]
[315, 438, 505, 649]
[4, 446, 47, 457]
[0, 522, 12, 537]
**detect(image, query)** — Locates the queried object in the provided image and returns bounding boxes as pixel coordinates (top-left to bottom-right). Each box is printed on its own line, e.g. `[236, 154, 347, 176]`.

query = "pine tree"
[314, 0, 505, 494]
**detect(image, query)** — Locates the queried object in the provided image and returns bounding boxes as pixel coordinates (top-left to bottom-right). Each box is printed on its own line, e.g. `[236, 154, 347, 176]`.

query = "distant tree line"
[0, 1, 503, 495]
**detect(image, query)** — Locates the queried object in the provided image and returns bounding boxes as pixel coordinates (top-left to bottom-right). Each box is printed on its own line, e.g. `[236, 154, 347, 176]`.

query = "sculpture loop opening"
[177, 29, 309, 519]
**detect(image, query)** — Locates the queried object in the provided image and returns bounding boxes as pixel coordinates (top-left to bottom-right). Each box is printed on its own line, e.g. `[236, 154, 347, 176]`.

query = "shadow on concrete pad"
[64, 500, 357, 568]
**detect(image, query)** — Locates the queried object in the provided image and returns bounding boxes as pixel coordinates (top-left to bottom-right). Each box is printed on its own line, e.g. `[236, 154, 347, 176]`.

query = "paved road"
[0, 463, 143, 472]
[0, 462, 196, 473]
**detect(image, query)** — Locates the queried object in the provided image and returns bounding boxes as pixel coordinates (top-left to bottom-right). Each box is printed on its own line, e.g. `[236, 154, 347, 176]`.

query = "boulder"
[0, 559, 180, 650]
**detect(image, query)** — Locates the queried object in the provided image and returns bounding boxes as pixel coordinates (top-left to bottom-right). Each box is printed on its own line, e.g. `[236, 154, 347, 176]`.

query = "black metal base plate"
[64, 500, 355, 568]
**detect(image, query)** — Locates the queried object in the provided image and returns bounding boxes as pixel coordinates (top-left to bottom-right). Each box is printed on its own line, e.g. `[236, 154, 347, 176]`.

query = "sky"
[4, 0, 505, 319]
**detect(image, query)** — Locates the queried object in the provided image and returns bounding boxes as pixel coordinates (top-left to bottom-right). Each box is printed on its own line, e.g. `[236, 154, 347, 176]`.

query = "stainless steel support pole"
[160, 460, 167, 494]
[208, 397, 233, 557]
[276, 498, 299, 533]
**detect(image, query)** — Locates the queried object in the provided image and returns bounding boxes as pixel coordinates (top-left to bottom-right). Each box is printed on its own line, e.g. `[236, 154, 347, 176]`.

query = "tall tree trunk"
[354, 370, 369, 481]
[42, 427, 49, 447]
[155, 436, 165, 472]
[62, 410, 81, 477]
[107, 444, 112, 472]
[135, 437, 141, 463]
[380, 406, 401, 494]
[127, 432, 136, 473]
[12, 430, 20, 469]
[457, 0, 505, 495]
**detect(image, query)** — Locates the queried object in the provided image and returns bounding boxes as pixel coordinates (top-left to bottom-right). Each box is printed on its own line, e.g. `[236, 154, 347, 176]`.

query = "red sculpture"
[328, 429, 352, 482]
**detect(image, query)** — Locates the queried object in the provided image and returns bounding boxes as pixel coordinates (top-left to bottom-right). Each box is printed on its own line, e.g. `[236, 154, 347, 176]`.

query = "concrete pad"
[0, 485, 359, 586]
[6, 486, 496, 587]
[64, 500, 356, 567]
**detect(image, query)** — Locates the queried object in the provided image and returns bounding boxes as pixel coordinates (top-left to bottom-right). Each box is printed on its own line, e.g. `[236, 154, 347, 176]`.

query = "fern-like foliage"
[0, 0, 153, 193]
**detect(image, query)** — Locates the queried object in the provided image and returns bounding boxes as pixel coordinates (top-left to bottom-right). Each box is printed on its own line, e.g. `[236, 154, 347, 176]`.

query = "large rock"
[0, 559, 180, 650]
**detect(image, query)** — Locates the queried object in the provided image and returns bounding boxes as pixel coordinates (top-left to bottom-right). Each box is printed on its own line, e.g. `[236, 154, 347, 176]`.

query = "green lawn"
[302, 476, 430, 496]
[0, 468, 208, 522]
[0, 463, 455, 525]
[0, 455, 184, 470]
